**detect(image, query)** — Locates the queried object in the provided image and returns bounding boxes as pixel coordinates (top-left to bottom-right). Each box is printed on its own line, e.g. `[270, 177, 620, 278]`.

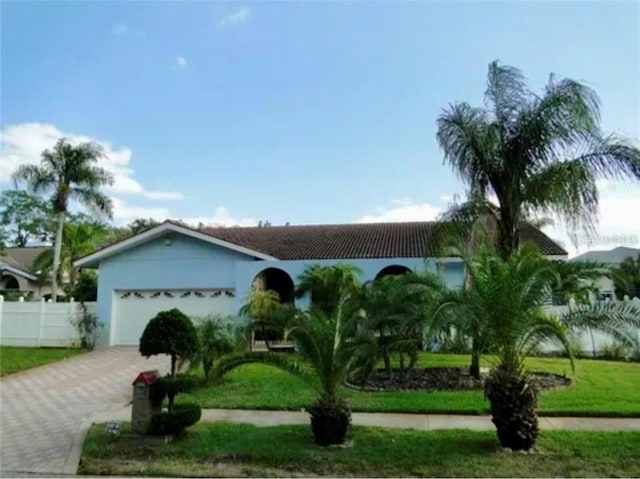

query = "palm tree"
[33, 220, 108, 287]
[188, 315, 238, 381]
[239, 289, 283, 349]
[12, 138, 114, 300]
[216, 291, 361, 446]
[435, 243, 640, 450]
[433, 245, 571, 450]
[437, 61, 640, 260]
[353, 272, 445, 382]
[295, 263, 362, 316]
[550, 259, 613, 305]
[614, 254, 640, 299]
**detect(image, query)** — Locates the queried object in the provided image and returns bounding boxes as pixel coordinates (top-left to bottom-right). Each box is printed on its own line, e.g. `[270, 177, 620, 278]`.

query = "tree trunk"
[495, 201, 520, 260]
[469, 345, 481, 379]
[51, 211, 65, 302]
[485, 368, 539, 451]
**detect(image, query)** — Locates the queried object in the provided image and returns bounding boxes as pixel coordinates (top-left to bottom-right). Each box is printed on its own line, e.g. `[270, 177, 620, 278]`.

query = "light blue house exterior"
[75, 221, 559, 346]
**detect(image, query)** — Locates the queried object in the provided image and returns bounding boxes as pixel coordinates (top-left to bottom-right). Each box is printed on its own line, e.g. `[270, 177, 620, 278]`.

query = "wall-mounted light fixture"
[164, 238, 172, 246]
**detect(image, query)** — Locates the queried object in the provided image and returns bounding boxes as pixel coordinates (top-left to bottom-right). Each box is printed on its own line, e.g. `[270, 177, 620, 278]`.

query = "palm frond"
[560, 301, 640, 349]
[213, 351, 317, 389]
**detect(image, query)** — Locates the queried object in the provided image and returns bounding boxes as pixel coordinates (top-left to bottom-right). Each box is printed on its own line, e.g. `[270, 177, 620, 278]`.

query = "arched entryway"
[375, 265, 412, 280]
[252, 267, 295, 303]
[0, 274, 20, 290]
[250, 267, 295, 346]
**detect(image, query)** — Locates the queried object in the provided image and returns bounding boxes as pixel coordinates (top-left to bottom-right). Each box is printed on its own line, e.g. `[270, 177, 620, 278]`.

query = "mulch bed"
[346, 367, 571, 392]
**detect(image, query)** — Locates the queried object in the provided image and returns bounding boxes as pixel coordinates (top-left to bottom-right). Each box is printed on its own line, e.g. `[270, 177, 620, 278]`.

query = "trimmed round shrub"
[139, 308, 198, 375]
[150, 403, 202, 436]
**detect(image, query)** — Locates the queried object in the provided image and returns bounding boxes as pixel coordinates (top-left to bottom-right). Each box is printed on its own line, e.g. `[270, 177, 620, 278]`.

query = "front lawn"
[80, 422, 640, 477]
[0, 346, 86, 376]
[187, 353, 640, 416]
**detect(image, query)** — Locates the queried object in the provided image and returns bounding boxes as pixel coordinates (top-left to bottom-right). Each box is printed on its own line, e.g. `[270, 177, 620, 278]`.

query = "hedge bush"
[151, 403, 202, 436]
[150, 374, 202, 405]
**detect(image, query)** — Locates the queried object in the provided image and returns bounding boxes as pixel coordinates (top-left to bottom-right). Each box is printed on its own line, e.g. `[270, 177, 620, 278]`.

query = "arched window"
[375, 265, 412, 280]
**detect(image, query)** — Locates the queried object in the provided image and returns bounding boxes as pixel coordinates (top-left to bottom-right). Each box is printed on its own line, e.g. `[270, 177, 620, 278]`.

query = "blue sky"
[1, 1, 638, 254]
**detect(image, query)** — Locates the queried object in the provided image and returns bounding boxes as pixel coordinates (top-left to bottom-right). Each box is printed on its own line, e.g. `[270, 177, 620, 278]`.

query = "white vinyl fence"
[0, 296, 97, 347]
[540, 296, 640, 355]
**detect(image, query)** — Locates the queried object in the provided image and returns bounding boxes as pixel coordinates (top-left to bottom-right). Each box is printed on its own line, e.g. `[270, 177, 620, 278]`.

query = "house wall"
[234, 258, 465, 311]
[94, 233, 259, 345]
[92, 231, 468, 346]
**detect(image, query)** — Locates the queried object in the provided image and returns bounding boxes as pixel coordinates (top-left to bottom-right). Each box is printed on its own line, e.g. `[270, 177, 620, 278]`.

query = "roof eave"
[0, 263, 38, 281]
[74, 222, 278, 268]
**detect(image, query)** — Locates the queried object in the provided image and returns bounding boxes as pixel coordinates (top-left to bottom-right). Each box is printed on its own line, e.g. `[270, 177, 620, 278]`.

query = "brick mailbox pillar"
[131, 370, 161, 435]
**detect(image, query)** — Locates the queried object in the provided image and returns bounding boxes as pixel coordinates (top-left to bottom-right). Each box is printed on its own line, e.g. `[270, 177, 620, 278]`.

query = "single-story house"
[571, 246, 640, 300]
[0, 246, 63, 300]
[74, 220, 568, 346]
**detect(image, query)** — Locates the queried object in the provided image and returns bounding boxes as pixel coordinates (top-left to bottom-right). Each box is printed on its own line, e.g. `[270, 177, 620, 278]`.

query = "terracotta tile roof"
[197, 221, 567, 260]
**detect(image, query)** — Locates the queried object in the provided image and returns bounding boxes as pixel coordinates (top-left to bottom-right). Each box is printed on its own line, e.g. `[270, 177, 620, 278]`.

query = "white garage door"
[112, 289, 237, 346]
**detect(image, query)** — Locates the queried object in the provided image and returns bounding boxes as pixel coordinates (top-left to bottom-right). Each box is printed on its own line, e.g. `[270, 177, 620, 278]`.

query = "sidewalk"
[98, 407, 640, 432]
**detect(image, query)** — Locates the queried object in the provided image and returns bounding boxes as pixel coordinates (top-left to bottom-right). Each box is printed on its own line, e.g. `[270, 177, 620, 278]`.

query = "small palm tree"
[550, 259, 613, 305]
[239, 289, 283, 349]
[437, 61, 640, 260]
[188, 315, 237, 381]
[436, 244, 640, 450]
[12, 138, 114, 300]
[216, 291, 361, 446]
[295, 263, 362, 316]
[353, 272, 445, 382]
[433, 245, 574, 450]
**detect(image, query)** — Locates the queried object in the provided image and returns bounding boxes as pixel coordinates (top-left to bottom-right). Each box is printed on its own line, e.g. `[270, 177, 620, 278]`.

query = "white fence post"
[37, 298, 45, 347]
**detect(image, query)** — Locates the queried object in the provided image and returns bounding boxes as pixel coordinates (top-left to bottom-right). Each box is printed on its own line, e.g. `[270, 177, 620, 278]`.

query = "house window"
[599, 291, 614, 301]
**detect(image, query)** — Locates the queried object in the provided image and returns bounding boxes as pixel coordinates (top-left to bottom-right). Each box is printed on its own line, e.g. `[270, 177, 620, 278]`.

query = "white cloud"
[176, 56, 187, 68]
[0, 123, 184, 201]
[176, 206, 258, 227]
[543, 180, 640, 257]
[216, 7, 250, 30]
[356, 199, 442, 224]
[356, 189, 640, 258]
[111, 198, 171, 221]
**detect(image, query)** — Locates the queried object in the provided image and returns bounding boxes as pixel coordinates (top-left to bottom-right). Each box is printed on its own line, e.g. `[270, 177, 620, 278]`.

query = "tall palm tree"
[216, 290, 361, 446]
[295, 263, 362, 317]
[12, 138, 114, 300]
[437, 61, 640, 260]
[614, 254, 640, 299]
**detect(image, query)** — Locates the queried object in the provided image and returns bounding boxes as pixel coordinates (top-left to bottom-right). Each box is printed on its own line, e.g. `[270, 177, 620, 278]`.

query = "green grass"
[80, 422, 640, 477]
[0, 346, 86, 376]
[186, 353, 640, 416]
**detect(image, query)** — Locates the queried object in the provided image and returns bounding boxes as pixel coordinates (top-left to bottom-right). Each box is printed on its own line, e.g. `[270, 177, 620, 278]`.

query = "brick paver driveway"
[0, 347, 167, 475]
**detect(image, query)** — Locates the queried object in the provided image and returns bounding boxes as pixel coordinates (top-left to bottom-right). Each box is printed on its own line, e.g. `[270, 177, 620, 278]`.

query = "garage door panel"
[113, 289, 237, 346]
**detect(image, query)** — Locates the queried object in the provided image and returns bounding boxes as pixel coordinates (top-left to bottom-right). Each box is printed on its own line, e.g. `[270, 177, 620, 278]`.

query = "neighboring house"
[74, 220, 567, 346]
[0, 246, 64, 300]
[571, 246, 640, 300]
